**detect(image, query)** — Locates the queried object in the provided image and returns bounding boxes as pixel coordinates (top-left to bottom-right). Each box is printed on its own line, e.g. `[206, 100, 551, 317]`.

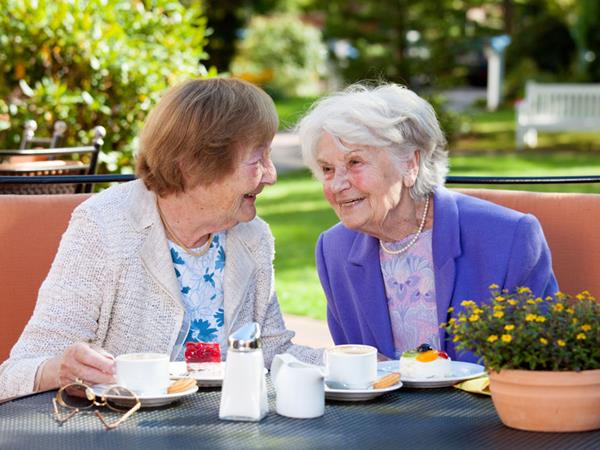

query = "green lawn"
[274, 96, 319, 131]
[266, 99, 600, 321]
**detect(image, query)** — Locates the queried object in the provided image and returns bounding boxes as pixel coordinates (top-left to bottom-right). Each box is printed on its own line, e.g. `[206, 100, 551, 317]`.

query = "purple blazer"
[316, 186, 558, 363]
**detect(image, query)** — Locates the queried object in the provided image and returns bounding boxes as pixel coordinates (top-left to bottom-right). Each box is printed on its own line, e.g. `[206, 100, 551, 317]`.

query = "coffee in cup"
[115, 352, 170, 396]
[325, 344, 377, 389]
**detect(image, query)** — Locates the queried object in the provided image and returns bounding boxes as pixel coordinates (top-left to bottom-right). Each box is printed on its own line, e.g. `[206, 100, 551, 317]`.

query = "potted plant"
[444, 285, 600, 432]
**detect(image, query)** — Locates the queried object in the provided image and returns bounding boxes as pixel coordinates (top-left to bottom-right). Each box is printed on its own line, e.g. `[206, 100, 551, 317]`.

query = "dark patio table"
[1, 383, 598, 450]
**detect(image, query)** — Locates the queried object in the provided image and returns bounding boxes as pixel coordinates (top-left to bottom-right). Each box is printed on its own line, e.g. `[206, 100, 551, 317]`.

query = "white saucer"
[170, 361, 224, 387]
[325, 381, 402, 402]
[91, 383, 198, 408]
[380, 360, 486, 388]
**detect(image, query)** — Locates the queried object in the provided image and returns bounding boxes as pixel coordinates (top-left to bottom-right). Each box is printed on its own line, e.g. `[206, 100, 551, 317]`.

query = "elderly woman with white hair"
[297, 83, 558, 362]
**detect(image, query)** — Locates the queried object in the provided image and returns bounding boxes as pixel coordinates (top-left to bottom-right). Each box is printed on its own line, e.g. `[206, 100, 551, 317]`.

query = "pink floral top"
[379, 230, 440, 358]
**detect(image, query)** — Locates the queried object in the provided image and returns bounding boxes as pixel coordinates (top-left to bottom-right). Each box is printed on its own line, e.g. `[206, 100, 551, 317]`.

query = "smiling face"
[316, 132, 418, 239]
[184, 141, 277, 230]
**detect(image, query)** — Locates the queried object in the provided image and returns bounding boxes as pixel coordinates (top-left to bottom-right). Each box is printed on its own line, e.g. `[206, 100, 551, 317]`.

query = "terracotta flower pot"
[489, 369, 600, 432]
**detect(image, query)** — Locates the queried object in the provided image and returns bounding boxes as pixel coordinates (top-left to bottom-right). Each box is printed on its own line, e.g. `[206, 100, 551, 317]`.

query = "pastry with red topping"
[185, 342, 221, 371]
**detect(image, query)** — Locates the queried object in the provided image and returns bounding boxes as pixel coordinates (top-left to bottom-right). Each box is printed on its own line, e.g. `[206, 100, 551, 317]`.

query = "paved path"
[283, 314, 333, 349]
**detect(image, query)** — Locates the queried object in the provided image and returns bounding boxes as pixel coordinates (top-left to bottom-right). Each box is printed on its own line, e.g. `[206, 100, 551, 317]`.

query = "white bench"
[516, 81, 600, 149]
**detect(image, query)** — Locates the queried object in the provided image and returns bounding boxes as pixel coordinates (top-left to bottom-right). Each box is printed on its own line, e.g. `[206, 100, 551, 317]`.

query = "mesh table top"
[1, 384, 598, 450]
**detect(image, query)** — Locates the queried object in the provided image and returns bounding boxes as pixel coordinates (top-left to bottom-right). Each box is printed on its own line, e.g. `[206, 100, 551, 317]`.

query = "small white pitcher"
[270, 353, 325, 419]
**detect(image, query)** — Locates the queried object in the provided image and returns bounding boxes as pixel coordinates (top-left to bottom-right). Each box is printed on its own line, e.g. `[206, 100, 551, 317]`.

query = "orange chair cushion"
[457, 188, 600, 298]
[0, 194, 90, 362]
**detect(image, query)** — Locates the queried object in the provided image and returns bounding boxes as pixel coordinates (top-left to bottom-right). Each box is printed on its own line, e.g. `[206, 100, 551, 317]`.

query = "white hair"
[296, 82, 449, 200]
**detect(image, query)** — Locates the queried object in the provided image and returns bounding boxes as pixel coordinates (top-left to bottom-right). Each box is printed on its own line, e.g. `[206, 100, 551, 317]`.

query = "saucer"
[91, 383, 198, 408]
[325, 382, 402, 402]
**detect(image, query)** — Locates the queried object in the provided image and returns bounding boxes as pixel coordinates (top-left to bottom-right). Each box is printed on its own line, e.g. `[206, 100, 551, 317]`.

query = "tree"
[0, 0, 209, 172]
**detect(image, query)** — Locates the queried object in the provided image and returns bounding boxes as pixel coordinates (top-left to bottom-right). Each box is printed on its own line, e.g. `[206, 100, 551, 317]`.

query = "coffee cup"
[325, 344, 377, 390]
[115, 352, 170, 396]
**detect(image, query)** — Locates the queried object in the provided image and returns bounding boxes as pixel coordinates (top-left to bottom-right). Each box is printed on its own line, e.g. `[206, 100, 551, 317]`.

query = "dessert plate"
[325, 381, 402, 402]
[380, 360, 486, 388]
[170, 361, 224, 387]
[90, 383, 198, 408]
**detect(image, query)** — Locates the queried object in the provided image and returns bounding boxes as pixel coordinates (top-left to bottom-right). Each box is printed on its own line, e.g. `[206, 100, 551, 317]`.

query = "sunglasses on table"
[52, 380, 141, 430]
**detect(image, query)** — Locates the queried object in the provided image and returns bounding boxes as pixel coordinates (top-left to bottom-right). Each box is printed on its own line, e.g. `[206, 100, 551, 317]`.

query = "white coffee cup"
[325, 344, 377, 390]
[115, 352, 170, 397]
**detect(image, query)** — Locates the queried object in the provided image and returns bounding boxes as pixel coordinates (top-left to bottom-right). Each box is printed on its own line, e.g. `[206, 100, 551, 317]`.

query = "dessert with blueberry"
[399, 343, 452, 378]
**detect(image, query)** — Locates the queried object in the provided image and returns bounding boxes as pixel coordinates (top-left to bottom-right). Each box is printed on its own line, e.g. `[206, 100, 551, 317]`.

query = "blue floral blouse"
[168, 232, 226, 356]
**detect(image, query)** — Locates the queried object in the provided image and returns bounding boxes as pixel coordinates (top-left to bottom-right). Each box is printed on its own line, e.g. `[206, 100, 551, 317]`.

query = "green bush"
[231, 14, 327, 98]
[0, 0, 210, 173]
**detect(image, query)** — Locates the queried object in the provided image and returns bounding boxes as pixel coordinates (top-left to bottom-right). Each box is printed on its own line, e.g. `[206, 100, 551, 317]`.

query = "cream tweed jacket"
[0, 180, 323, 400]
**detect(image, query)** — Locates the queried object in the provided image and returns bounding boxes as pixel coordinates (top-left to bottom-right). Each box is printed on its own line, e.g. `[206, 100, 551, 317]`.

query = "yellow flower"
[453, 335, 461, 342]
[504, 324, 515, 331]
[535, 297, 543, 303]
[552, 303, 565, 312]
[566, 308, 574, 315]
[493, 311, 504, 318]
[525, 314, 537, 322]
[487, 335, 499, 343]
[494, 296, 505, 302]
[508, 299, 518, 306]
[461, 300, 476, 307]
[459, 316, 467, 322]
[576, 333, 586, 340]
[447, 307, 454, 313]
[448, 318, 456, 324]
[535, 315, 546, 323]
[557, 339, 566, 347]
[555, 291, 566, 300]
[539, 337, 548, 345]
[493, 304, 505, 311]
[517, 287, 532, 294]
[581, 324, 592, 332]
[501, 334, 512, 343]
[468, 314, 480, 322]
[489, 283, 499, 289]
[526, 299, 536, 304]
[572, 318, 578, 325]
[473, 307, 483, 315]
[545, 296, 553, 301]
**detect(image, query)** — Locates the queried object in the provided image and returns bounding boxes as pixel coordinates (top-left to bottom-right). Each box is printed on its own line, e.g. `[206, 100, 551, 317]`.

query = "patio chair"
[0, 125, 106, 194]
[19, 120, 68, 150]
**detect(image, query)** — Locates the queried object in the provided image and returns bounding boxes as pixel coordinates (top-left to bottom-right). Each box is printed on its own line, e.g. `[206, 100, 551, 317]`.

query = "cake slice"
[185, 342, 221, 371]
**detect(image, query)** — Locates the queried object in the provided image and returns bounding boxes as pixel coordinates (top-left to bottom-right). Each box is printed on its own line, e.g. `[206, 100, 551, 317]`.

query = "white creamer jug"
[271, 353, 325, 419]
[219, 322, 268, 421]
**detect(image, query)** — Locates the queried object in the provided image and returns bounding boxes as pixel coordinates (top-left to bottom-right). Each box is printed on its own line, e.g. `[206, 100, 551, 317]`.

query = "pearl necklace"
[157, 202, 214, 257]
[379, 195, 430, 255]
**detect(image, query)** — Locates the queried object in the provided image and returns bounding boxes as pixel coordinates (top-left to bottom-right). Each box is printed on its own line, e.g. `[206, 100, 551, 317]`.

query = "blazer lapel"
[223, 227, 256, 336]
[129, 181, 181, 304]
[432, 187, 462, 348]
[347, 233, 395, 356]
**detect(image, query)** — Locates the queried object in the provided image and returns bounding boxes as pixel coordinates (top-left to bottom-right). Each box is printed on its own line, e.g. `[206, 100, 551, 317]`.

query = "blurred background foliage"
[0, 0, 209, 173]
[1, 0, 599, 173]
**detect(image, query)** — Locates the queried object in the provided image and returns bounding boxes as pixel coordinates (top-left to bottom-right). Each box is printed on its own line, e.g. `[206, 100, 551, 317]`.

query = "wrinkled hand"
[57, 342, 116, 387]
[39, 342, 116, 391]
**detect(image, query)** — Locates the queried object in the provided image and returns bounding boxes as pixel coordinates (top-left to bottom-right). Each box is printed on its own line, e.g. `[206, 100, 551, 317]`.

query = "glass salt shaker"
[219, 322, 269, 421]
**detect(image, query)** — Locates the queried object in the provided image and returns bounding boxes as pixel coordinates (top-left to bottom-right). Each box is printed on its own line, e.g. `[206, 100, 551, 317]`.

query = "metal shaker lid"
[228, 322, 262, 352]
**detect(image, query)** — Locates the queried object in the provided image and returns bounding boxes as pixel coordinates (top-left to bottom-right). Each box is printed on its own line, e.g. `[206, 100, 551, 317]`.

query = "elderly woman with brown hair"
[0, 78, 321, 401]
[297, 83, 558, 363]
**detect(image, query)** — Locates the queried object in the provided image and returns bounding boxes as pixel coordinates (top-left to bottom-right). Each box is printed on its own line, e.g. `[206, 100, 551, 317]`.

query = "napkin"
[453, 375, 490, 396]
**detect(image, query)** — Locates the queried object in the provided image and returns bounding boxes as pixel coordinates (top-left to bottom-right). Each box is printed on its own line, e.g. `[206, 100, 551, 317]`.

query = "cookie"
[372, 372, 400, 389]
[167, 378, 196, 394]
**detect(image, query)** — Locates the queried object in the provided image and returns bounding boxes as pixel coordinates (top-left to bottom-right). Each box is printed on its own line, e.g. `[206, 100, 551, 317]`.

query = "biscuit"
[167, 378, 196, 394]
[372, 372, 400, 389]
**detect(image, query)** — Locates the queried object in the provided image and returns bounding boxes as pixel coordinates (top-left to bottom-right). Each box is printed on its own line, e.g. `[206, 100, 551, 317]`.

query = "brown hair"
[136, 78, 278, 195]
